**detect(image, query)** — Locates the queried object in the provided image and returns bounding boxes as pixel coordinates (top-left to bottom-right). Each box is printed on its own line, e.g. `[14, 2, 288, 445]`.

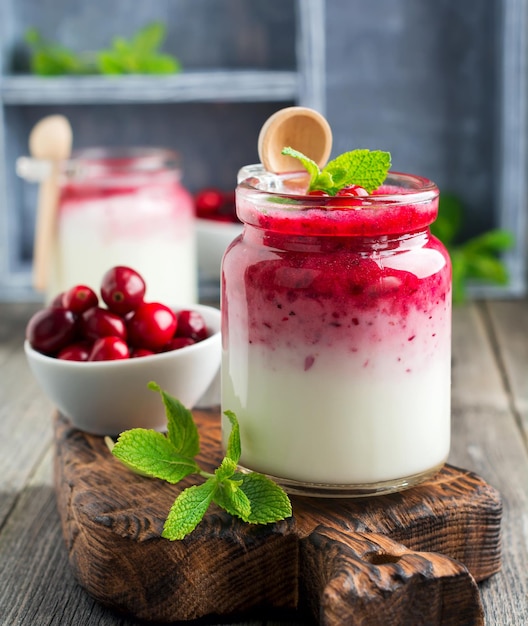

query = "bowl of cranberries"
[24, 266, 221, 436]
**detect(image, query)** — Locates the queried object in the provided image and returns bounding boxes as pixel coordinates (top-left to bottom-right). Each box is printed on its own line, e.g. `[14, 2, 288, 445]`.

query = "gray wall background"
[325, 0, 497, 239]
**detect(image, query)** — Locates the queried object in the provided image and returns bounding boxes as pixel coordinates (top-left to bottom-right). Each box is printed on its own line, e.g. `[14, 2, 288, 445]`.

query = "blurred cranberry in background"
[194, 187, 239, 223]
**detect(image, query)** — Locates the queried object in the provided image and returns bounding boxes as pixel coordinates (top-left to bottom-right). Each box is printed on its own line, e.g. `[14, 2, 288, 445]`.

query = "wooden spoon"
[258, 106, 332, 173]
[29, 115, 73, 292]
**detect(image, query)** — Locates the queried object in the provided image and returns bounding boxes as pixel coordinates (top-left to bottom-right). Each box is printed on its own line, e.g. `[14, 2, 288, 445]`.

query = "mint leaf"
[97, 52, 125, 75]
[111, 384, 292, 541]
[463, 229, 515, 255]
[112, 429, 199, 483]
[281, 147, 320, 185]
[223, 410, 241, 463]
[430, 193, 463, 246]
[281, 146, 391, 195]
[26, 24, 181, 76]
[312, 170, 335, 194]
[213, 479, 252, 521]
[148, 382, 199, 458]
[97, 23, 181, 75]
[237, 473, 292, 524]
[215, 456, 238, 481]
[132, 22, 165, 54]
[464, 253, 509, 284]
[323, 149, 391, 194]
[140, 54, 180, 74]
[451, 250, 467, 304]
[431, 193, 514, 304]
[162, 480, 217, 540]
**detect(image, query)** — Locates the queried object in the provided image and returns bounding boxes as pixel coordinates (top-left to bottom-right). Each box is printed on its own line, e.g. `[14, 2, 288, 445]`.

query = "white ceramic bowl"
[196, 218, 243, 283]
[25, 304, 221, 436]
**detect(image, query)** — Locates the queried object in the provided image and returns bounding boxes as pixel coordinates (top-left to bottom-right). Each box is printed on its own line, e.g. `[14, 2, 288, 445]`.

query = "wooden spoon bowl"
[258, 106, 332, 173]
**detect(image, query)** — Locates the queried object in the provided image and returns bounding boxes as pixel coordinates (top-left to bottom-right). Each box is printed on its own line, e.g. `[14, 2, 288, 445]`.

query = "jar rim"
[237, 164, 438, 206]
[62, 147, 181, 179]
[236, 164, 439, 236]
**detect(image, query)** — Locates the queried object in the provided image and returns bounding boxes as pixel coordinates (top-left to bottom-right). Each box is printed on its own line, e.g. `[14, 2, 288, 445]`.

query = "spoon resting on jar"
[257, 106, 333, 173]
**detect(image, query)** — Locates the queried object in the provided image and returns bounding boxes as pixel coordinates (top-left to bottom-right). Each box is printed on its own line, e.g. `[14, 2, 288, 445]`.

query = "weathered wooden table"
[1, 300, 527, 625]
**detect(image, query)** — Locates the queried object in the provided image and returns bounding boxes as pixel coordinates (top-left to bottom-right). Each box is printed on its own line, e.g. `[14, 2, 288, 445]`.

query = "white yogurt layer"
[48, 188, 197, 305]
[222, 330, 451, 486]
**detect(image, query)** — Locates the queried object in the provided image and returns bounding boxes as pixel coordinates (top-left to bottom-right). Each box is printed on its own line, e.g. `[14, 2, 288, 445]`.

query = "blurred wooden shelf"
[1, 70, 299, 105]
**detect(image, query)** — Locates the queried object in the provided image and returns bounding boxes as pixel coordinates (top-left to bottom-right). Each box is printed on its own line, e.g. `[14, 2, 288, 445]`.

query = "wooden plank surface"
[0, 300, 527, 625]
[0, 302, 54, 527]
[448, 302, 528, 625]
[484, 300, 528, 444]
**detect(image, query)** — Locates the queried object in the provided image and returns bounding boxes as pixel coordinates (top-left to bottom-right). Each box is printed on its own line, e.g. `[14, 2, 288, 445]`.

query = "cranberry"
[101, 266, 146, 315]
[57, 341, 92, 361]
[211, 214, 234, 222]
[163, 337, 195, 351]
[27, 266, 208, 361]
[195, 188, 239, 223]
[127, 302, 177, 350]
[50, 292, 66, 308]
[62, 285, 99, 314]
[130, 347, 155, 358]
[88, 336, 129, 361]
[336, 185, 369, 197]
[81, 307, 127, 342]
[26, 307, 77, 355]
[195, 188, 225, 217]
[176, 310, 208, 341]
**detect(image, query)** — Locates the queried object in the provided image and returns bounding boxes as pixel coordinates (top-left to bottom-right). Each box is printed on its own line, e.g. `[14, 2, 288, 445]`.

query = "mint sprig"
[25, 23, 181, 76]
[110, 383, 292, 540]
[282, 146, 391, 195]
[430, 193, 514, 304]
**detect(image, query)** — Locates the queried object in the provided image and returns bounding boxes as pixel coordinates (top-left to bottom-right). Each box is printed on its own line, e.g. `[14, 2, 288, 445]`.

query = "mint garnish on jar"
[282, 146, 391, 196]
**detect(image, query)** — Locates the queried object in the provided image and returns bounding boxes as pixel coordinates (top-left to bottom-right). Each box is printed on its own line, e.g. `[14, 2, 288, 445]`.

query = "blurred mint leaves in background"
[25, 22, 181, 76]
[431, 193, 514, 304]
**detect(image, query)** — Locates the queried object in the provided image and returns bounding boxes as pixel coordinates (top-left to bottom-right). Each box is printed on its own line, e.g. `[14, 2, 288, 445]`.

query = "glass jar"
[49, 148, 197, 305]
[221, 165, 451, 497]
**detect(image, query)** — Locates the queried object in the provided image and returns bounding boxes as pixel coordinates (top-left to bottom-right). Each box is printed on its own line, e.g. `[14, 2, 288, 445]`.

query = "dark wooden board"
[53, 410, 502, 626]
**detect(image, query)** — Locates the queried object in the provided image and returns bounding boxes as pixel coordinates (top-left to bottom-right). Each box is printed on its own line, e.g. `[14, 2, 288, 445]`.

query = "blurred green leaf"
[450, 249, 468, 304]
[24, 28, 96, 75]
[430, 193, 464, 246]
[25, 23, 181, 76]
[139, 54, 180, 74]
[97, 52, 125, 75]
[463, 253, 510, 284]
[24, 27, 42, 47]
[112, 37, 131, 54]
[432, 193, 514, 304]
[133, 22, 165, 54]
[462, 229, 515, 255]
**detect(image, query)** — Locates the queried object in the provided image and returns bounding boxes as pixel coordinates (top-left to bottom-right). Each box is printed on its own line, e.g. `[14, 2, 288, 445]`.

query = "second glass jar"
[49, 148, 197, 305]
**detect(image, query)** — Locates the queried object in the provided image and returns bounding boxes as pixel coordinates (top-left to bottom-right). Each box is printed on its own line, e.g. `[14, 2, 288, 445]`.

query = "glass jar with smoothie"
[21, 147, 197, 305]
[221, 163, 451, 497]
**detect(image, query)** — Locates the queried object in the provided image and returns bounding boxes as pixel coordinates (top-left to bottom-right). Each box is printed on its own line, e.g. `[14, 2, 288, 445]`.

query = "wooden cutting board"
[53, 410, 502, 626]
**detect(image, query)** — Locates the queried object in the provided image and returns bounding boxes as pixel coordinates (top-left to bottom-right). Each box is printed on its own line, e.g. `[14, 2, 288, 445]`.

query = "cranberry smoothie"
[221, 167, 451, 494]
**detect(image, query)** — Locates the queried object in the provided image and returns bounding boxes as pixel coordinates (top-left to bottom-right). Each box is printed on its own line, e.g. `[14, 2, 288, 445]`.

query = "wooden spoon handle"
[28, 115, 72, 294]
[32, 164, 61, 291]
